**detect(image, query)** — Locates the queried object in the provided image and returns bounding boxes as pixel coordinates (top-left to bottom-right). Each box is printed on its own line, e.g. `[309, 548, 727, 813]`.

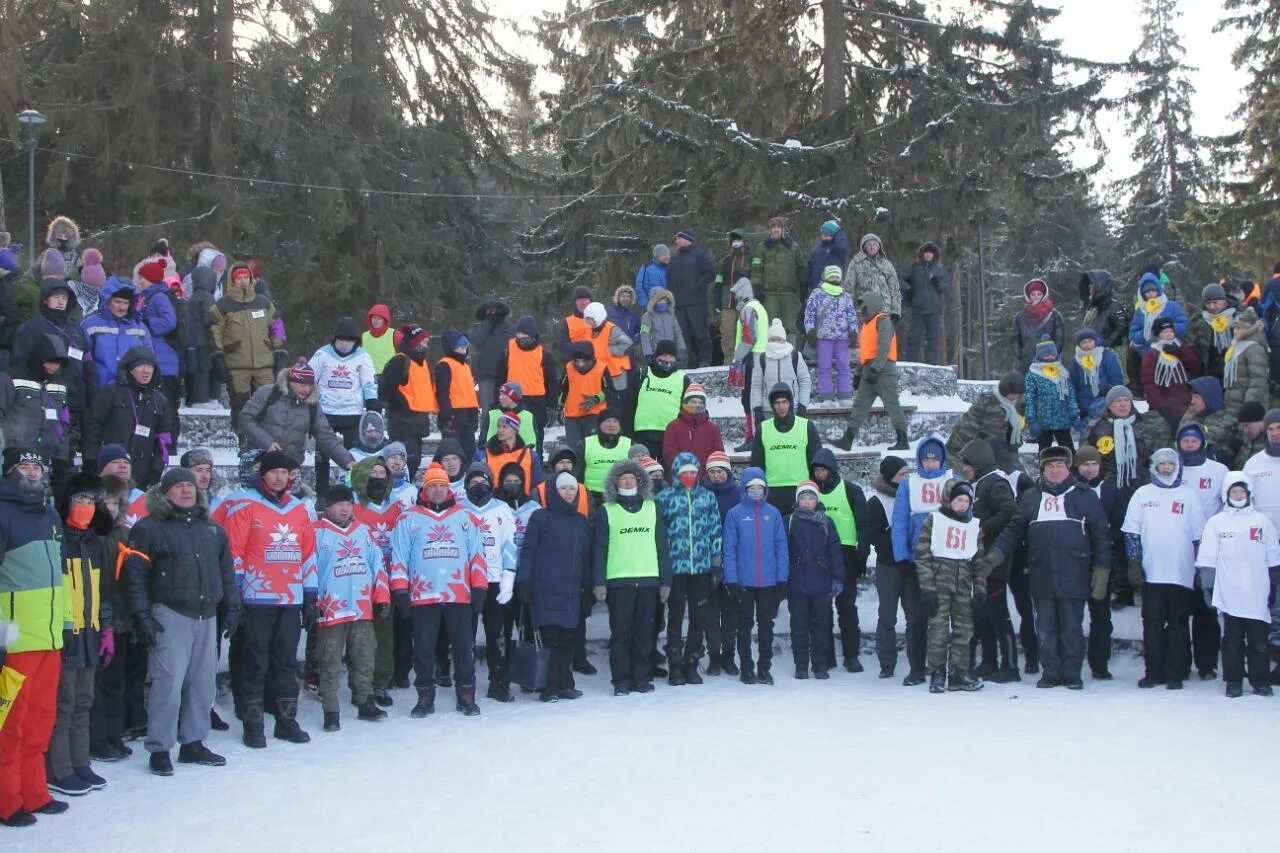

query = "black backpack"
[143, 288, 190, 351]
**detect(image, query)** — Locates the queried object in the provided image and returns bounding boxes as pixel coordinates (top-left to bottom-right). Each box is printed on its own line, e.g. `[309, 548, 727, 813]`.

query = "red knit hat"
[706, 450, 732, 472]
[287, 357, 315, 385]
[137, 258, 167, 285]
[400, 323, 429, 352]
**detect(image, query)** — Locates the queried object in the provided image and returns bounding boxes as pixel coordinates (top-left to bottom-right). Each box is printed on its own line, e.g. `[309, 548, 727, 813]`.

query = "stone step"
[710, 405, 966, 447]
[688, 361, 969, 401]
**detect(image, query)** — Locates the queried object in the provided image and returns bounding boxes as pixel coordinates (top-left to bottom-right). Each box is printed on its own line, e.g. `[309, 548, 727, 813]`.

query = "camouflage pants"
[926, 568, 975, 675]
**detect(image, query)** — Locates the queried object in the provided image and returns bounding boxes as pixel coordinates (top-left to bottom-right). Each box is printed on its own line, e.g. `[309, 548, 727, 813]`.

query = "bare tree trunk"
[348, 0, 380, 307]
[211, 0, 236, 174]
[821, 0, 846, 118]
[196, 0, 217, 173]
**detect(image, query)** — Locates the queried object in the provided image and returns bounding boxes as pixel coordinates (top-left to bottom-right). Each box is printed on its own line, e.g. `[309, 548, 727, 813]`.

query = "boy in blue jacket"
[787, 481, 845, 679]
[891, 436, 952, 567]
[1129, 272, 1188, 356]
[723, 467, 789, 685]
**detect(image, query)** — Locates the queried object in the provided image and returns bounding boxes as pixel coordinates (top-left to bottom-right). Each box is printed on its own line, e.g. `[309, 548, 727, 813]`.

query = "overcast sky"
[489, 0, 1246, 181]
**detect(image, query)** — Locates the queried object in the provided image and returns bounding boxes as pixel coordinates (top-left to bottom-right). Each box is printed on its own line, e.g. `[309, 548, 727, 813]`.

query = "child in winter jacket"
[312, 485, 389, 730]
[786, 481, 845, 679]
[1129, 272, 1189, 356]
[83, 346, 174, 488]
[639, 287, 687, 367]
[1222, 306, 1271, 412]
[722, 467, 789, 684]
[1196, 473, 1280, 697]
[1024, 337, 1081, 451]
[1069, 327, 1124, 419]
[1140, 316, 1202, 429]
[749, 318, 812, 416]
[46, 474, 114, 796]
[1012, 279, 1066, 371]
[0, 333, 72, 482]
[803, 265, 859, 406]
[915, 479, 985, 693]
[655, 453, 723, 686]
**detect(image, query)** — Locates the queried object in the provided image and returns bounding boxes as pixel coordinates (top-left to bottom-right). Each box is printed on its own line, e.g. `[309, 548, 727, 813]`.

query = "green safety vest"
[604, 501, 660, 580]
[584, 435, 632, 494]
[633, 368, 686, 432]
[820, 481, 857, 546]
[485, 408, 537, 446]
[760, 417, 809, 486]
[735, 299, 770, 354]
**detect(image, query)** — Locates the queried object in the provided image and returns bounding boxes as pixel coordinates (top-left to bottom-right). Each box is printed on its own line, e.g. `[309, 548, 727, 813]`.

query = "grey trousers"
[562, 415, 600, 458]
[1034, 597, 1086, 681]
[145, 605, 217, 753]
[47, 665, 95, 779]
[317, 620, 376, 713]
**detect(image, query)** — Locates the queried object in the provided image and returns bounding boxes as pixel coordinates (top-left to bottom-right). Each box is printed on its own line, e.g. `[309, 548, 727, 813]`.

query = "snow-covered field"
[10, 596, 1271, 853]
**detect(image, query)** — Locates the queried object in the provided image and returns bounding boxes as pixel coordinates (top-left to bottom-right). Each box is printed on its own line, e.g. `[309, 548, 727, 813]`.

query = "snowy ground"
[11, 595, 1267, 853]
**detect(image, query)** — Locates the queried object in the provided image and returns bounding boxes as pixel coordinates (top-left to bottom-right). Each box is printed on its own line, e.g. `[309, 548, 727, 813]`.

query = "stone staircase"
[180, 361, 1001, 487]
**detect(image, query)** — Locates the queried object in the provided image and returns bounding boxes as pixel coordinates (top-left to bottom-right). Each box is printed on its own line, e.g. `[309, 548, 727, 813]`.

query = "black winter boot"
[456, 684, 481, 716]
[148, 751, 174, 777]
[178, 741, 226, 766]
[210, 708, 230, 731]
[273, 699, 311, 743]
[242, 702, 267, 749]
[684, 662, 703, 684]
[740, 664, 757, 685]
[373, 687, 393, 707]
[1225, 681, 1244, 698]
[948, 671, 984, 692]
[668, 667, 686, 687]
[706, 654, 722, 677]
[903, 670, 926, 687]
[323, 712, 340, 732]
[888, 429, 910, 451]
[928, 671, 947, 694]
[357, 696, 388, 721]
[757, 667, 774, 685]
[721, 656, 740, 676]
[486, 681, 514, 702]
[411, 687, 436, 718]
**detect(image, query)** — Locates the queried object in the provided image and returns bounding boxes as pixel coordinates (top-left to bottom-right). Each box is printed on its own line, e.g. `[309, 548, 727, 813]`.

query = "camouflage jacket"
[946, 393, 1019, 459]
[1082, 410, 1171, 492]
[1178, 407, 1239, 466]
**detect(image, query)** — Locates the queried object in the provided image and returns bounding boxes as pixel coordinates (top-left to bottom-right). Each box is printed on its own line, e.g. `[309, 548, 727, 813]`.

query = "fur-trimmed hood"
[57, 471, 114, 535]
[46, 215, 80, 250]
[275, 366, 320, 404]
[602, 458, 652, 504]
[645, 287, 676, 313]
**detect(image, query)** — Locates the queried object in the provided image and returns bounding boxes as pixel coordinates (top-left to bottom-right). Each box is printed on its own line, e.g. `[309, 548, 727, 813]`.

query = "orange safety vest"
[398, 355, 438, 413]
[506, 339, 547, 397]
[439, 358, 479, 409]
[859, 313, 898, 365]
[535, 480, 589, 517]
[564, 360, 607, 418]
[565, 315, 591, 345]
[486, 445, 535, 489]
[589, 321, 630, 379]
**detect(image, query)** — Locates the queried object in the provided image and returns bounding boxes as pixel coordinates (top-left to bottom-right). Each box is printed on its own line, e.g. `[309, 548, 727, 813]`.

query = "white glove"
[497, 571, 515, 605]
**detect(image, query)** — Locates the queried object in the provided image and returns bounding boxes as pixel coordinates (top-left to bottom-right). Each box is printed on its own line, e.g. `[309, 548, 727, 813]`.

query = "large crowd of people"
[2, 218, 1280, 831]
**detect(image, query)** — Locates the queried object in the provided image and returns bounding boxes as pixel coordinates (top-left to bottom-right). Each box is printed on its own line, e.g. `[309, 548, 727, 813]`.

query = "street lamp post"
[17, 110, 47, 265]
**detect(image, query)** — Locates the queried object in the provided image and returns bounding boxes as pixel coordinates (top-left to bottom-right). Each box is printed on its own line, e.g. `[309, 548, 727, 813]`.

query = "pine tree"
[1111, 0, 1214, 290]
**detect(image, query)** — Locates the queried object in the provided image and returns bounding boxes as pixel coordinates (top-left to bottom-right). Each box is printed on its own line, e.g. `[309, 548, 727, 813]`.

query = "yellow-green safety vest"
[735, 299, 770, 354]
[820, 481, 857, 546]
[604, 501, 660, 580]
[584, 435, 632, 494]
[761, 417, 809, 486]
[485, 408, 537, 446]
[633, 368, 686, 432]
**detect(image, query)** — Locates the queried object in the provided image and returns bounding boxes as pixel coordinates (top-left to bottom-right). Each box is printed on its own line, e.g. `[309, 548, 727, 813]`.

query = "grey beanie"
[1104, 385, 1134, 407]
[653, 244, 670, 260]
[1201, 283, 1227, 304]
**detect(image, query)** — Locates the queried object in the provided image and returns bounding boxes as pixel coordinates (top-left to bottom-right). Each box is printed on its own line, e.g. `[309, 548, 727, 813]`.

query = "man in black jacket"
[667, 229, 716, 368]
[959, 439, 1020, 682]
[124, 468, 241, 777]
[900, 242, 952, 365]
[983, 446, 1112, 690]
[468, 295, 514, 429]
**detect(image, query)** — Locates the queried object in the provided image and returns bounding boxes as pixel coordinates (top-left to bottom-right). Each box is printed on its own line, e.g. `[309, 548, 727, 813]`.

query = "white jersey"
[392, 480, 418, 510]
[1197, 508, 1280, 622]
[511, 499, 541, 550]
[1243, 451, 1280, 532]
[465, 499, 518, 583]
[1183, 460, 1228, 519]
[310, 345, 378, 416]
[928, 513, 980, 560]
[907, 470, 952, 513]
[1121, 483, 1205, 588]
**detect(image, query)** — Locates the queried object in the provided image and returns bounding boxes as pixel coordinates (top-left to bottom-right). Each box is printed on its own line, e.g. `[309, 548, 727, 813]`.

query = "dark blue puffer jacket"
[802, 230, 852, 291]
[785, 506, 845, 596]
[516, 477, 592, 629]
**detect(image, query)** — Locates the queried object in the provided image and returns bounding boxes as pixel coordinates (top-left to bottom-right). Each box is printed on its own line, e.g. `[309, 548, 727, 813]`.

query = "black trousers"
[232, 606, 302, 708]
[666, 574, 714, 665]
[907, 311, 943, 365]
[1008, 566, 1039, 666]
[790, 593, 834, 670]
[834, 575, 861, 662]
[1222, 614, 1271, 689]
[715, 582, 739, 662]
[473, 582, 516, 684]
[90, 630, 147, 743]
[540, 625, 576, 692]
[160, 375, 182, 445]
[677, 303, 712, 368]
[574, 589, 594, 667]
[186, 344, 211, 404]
[1087, 592, 1113, 672]
[1190, 581, 1222, 675]
[607, 585, 658, 688]
[737, 586, 779, 672]
[412, 603, 475, 689]
[1141, 583, 1191, 682]
[875, 561, 925, 674]
[971, 578, 1014, 669]
[525, 399, 549, 456]
[317, 413, 361, 495]
[1036, 430, 1075, 452]
[392, 609, 414, 684]
[1034, 596, 1086, 680]
[441, 409, 479, 468]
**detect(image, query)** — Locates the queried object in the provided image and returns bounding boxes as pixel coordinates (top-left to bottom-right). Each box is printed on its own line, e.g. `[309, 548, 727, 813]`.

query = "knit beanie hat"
[652, 244, 669, 260]
[683, 383, 706, 402]
[137, 258, 166, 285]
[1238, 401, 1267, 424]
[879, 456, 908, 481]
[1075, 327, 1100, 345]
[641, 456, 665, 477]
[820, 220, 840, 237]
[498, 411, 523, 433]
[1104, 385, 1133, 408]
[422, 463, 449, 488]
[1264, 409, 1280, 431]
[1035, 337, 1058, 360]
[499, 382, 523, 404]
[258, 450, 297, 474]
[1151, 316, 1175, 338]
[674, 228, 695, 243]
[515, 315, 538, 337]
[583, 302, 607, 326]
[1074, 445, 1102, 467]
[823, 265, 843, 283]
[399, 324, 429, 351]
[998, 371, 1025, 396]
[706, 451, 732, 472]
[655, 339, 678, 359]
[555, 471, 578, 491]
[3, 447, 44, 475]
[160, 467, 198, 492]
[795, 480, 820, 501]
[767, 318, 786, 340]
[288, 357, 316, 385]
[676, 458, 699, 476]
[96, 444, 131, 473]
[1201, 283, 1227, 304]
[39, 249, 66, 280]
[326, 484, 355, 505]
[79, 247, 106, 287]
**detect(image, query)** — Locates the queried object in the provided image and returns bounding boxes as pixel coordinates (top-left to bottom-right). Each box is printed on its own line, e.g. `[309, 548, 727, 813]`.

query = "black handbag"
[510, 617, 550, 691]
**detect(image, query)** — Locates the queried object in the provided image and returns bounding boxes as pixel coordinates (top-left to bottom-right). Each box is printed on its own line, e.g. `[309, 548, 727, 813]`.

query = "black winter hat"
[768, 383, 793, 405]
[3, 447, 44, 475]
[1151, 316, 1176, 338]
[960, 439, 995, 471]
[1238, 401, 1267, 424]
[571, 286, 593, 302]
[326, 484, 356, 504]
[655, 339, 678, 358]
[879, 456, 908, 481]
[160, 467, 198, 492]
[333, 316, 361, 341]
[1038, 445, 1074, 469]
[258, 450, 297, 474]
[998, 371, 1025, 396]
[516, 315, 538, 337]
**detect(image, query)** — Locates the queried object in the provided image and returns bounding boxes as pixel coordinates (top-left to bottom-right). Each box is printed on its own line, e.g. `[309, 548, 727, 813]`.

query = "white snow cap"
[584, 302, 607, 326]
[767, 318, 786, 340]
[556, 472, 579, 490]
